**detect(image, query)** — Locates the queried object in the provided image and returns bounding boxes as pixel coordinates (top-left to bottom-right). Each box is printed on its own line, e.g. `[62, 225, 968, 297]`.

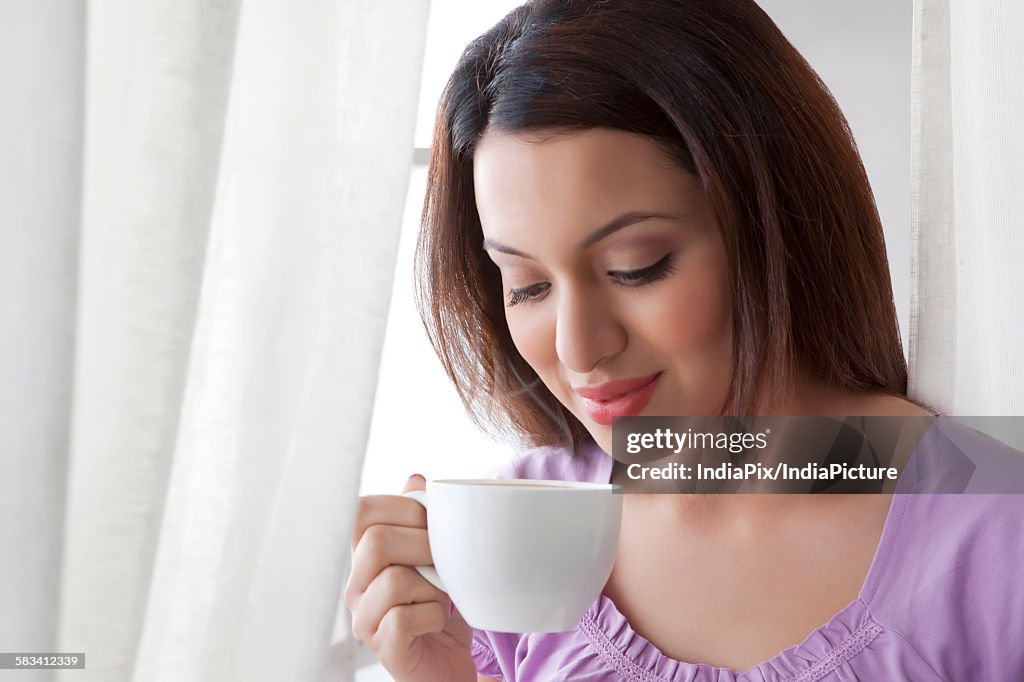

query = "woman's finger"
[350, 564, 450, 646]
[345, 523, 433, 603]
[373, 601, 452, 659]
[350, 493, 427, 554]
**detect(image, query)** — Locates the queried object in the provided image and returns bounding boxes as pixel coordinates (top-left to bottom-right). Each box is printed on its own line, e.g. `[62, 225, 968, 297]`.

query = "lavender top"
[467, 416, 1024, 681]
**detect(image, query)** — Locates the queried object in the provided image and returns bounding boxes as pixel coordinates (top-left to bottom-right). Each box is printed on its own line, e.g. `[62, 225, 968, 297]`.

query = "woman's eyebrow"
[482, 211, 678, 259]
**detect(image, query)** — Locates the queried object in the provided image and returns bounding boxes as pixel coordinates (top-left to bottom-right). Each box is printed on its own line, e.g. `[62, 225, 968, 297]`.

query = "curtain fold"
[910, 0, 1024, 429]
[57, 2, 241, 678]
[45, 0, 429, 680]
[0, 4, 83, 681]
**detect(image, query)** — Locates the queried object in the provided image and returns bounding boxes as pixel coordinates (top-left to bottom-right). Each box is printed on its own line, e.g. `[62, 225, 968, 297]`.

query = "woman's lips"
[574, 373, 662, 426]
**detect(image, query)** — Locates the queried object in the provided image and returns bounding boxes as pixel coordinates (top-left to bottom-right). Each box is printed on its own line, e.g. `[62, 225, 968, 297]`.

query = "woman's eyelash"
[507, 282, 550, 307]
[505, 253, 677, 307]
[608, 253, 677, 285]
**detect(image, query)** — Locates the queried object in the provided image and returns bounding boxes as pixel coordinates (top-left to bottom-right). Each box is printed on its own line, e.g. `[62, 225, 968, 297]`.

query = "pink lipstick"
[574, 373, 661, 426]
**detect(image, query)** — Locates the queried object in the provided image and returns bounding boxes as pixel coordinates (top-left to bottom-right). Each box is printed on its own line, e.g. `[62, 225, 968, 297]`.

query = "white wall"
[758, 0, 913, 346]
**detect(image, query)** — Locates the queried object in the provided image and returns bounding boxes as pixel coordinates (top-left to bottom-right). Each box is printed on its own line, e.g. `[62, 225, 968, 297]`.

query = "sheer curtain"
[910, 0, 1024, 426]
[1, 1, 428, 681]
[0, 4, 83, 680]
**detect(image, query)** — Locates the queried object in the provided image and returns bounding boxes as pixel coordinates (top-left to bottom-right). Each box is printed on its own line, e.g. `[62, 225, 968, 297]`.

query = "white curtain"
[910, 0, 1024, 426]
[0, 5, 83, 682]
[1, 0, 428, 680]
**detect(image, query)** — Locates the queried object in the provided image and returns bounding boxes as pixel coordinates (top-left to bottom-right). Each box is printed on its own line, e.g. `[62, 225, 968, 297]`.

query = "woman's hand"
[344, 474, 476, 682]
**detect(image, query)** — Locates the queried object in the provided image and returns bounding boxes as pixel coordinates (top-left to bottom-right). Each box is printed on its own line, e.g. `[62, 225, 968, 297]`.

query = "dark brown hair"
[415, 0, 908, 448]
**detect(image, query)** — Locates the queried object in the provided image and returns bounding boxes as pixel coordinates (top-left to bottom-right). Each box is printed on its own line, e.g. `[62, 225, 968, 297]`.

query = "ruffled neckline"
[579, 594, 884, 682]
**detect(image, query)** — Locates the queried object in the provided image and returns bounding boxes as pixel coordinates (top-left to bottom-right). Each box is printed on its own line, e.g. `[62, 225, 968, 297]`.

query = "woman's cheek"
[625, 282, 710, 340]
[506, 309, 558, 376]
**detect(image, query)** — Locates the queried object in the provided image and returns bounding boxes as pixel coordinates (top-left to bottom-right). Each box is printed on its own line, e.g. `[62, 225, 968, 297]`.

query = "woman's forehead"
[474, 128, 713, 257]
[474, 128, 701, 223]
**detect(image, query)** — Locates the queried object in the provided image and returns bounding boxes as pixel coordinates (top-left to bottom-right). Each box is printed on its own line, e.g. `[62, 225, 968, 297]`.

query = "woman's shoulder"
[864, 416, 1024, 679]
[871, 417, 1024, 581]
[485, 438, 613, 484]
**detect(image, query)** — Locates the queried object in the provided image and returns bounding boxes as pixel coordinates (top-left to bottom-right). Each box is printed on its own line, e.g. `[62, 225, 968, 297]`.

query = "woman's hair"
[415, 0, 908, 448]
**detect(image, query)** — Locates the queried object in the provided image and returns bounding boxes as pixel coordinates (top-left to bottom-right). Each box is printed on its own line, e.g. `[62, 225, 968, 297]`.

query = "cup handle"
[401, 490, 446, 592]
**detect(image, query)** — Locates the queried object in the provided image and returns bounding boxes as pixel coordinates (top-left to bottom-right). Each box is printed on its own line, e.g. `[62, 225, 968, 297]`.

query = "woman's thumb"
[401, 473, 426, 494]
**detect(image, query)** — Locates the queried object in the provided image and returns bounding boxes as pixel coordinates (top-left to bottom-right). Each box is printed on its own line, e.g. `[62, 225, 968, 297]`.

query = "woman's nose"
[554, 288, 627, 374]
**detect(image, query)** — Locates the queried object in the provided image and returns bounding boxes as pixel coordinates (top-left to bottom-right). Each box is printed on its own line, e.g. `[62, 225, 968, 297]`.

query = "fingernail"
[410, 473, 425, 481]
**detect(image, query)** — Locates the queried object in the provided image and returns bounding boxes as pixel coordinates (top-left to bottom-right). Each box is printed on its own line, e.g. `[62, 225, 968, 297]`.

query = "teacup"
[403, 478, 622, 633]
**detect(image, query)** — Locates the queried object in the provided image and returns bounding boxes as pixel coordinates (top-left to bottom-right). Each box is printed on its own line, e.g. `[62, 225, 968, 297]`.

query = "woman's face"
[474, 127, 734, 454]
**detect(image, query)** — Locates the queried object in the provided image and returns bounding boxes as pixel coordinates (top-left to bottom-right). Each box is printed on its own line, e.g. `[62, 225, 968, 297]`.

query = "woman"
[345, 1, 1024, 680]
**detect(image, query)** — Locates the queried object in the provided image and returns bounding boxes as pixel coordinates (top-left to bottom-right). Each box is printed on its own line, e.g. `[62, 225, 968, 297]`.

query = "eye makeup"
[504, 252, 678, 307]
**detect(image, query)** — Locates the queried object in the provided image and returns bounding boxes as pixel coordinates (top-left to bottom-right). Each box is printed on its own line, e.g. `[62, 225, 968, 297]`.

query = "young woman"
[345, 1, 1024, 680]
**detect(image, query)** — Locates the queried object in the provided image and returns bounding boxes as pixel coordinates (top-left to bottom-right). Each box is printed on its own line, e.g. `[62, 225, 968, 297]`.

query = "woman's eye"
[506, 282, 550, 307]
[504, 254, 675, 307]
[608, 253, 677, 286]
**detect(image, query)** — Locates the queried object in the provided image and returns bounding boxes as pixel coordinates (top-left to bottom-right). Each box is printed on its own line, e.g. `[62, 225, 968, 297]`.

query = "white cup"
[403, 478, 623, 633]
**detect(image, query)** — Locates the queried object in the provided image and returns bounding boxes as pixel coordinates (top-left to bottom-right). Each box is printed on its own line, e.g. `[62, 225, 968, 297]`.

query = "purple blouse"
[466, 416, 1024, 681]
